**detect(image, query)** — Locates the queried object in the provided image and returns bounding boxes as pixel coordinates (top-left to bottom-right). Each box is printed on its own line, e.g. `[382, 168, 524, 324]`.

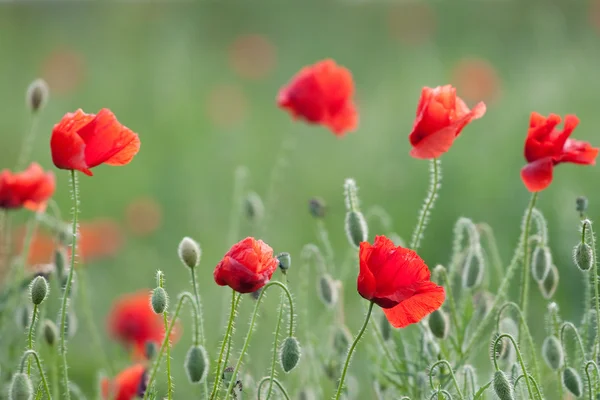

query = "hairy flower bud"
[277, 252, 291, 273]
[54, 249, 67, 280]
[345, 211, 368, 249]
[15, 305, 31, 330]
[379, 313, 391, 342]
[563, 367, 583, 397]
[574, 242, 593, 272]
[178, 237, 201, 269]
[461, 249, 485, 290]
[280, 337, 301, 373]
[539, 264, 559, 299]
[30, 276, 48, 305]
[244, 192, 264, 222]
[42, 320, 58, 347]
[332, 325, 352, 358]
[26, 78, 49, 113]
[185, 345, 209, 383]
[428, 309, 449, 340]
[576, 196, 588, 215]
[9, 372, 32, 400]
[308, 197, 326, 219]
[493, 370, 514, 400]
[151, 287, 168, 314]
[531, 245, 552, 282]
[541, 335, 564, 370]
[317, 274, 338, 308]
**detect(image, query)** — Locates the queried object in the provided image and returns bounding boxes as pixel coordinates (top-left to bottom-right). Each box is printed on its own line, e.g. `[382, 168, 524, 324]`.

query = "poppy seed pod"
[30, 276, 48, 305]
[539, 264, 559, 300]
[541, 335, 564, 370]
[345, 211, 368, 249]
[574, 242, 593, 272]
[280, 337, 301, 373]
[277, 252, 292, 273]
[563, 367, 583, 397]
[492, 370, 514, 400]
[151, 287, 168, 314]
[26, 78, 49, 113]
[428, 309, 449, 339]
[244, 192, 264, 222]
[531, 245, 552, 282]
[42, 319, 58, 347]
[184, 345, 209, 383]
[178, 237, 201, 269]
[9, 372, 32, 400]
[308, 197, 326, 218]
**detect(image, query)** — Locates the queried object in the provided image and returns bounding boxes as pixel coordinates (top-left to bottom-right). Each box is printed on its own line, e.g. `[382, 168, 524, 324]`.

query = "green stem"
[429, 360, 464, 399]
[222, 294, 243, 371]
[410, 158, 441, 250]
[210, 289, 239, 400]
[316, 219, 335, 270]
[20, 350, 52, 400]
[224, 281, 295, 400]
[52, 348, 59, 400]
[163, 311, 173, 399]
[560, 322, 586, 365]
[16, 112, 40, 170]
[190, 268, 204, 347]
[492, 334, 534, 399]
[438, 267, 462, 352]
[585, 361, 599, 400]
[518, 192, 539, 340]
[513, 374, 543, 399]
[59, 170, 79, 400]
[26, 304, 38, 376]
[333, 302, 375, 400]
[257, 377, 291, 400]
[477, 223, 504, 283]
[585, 220, 600, 362]
[266, 278, 287, 399]
[369, 313, 403, 372]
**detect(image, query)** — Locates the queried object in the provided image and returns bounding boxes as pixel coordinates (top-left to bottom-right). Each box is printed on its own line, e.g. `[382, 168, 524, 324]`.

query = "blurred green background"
[1, 1, 600, 398]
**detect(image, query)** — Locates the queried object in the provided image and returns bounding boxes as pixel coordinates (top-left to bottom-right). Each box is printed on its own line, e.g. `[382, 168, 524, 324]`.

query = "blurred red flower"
[358, 235, 445, 328]
[125, 197, 162, 237]
[451, 58, 501, 104]
[206, 83, 248, 129]
[229, 34, 276, 80]
[409, 85, 486, 159]
[387, 3, 436, 45]
[0, 163, 55, 212]
[50, 108, 140, 176]
[214, 237, 278, 293]
[41, 47, 86, 95]
[277, 59, 358, 137]
[101, 364, 147, 400]
[521, 112, 598, 192]
[107, 290, 179, 359]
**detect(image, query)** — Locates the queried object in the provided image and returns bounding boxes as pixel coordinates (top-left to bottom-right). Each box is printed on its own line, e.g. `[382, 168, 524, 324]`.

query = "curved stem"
[266, 278, 287, 399]
[224, 281, 295, 400]
[410, 158, 441, 250]
[428, 360, 464, 399]
[518, 192, 539, 340]
[59, 170, 79, 400]
[492, 334, 535, 399]
[333, 302, 375, 400]
[438, 267, 462, 351]
[210, 290, 240, 400]
[560, 322, 587, 365]
[477, 223, 504, 282]
[26, 304, 38, 376]
[585, 360, 599, 400]
[257, 376, 291, 400]
[550, 307, 564, 397]
[428, 390, 452, 400]
[584, 220, 600, 362]
[513, 374, 543, 399]
[20, 350, 51, 400]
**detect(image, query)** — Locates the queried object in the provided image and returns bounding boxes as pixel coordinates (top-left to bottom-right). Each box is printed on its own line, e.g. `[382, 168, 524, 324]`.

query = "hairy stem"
[210, 290, 239, 400]
[20, 350, 52, 400]
[410, 158, 441, 250]
[492, 334, 534, 399]
[518, 192, 539, 340]
[26, 304, 38, 376]
[257, 377, 291, 400]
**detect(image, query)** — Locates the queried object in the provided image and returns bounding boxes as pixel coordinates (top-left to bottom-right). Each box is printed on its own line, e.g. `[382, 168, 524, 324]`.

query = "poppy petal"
[521, 158, 554, 192]
[383, 282, 445, 328]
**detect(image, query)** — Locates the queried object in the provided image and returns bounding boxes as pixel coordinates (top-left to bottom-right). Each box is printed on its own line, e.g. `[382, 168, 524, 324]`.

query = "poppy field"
[2, 2, 600, 400]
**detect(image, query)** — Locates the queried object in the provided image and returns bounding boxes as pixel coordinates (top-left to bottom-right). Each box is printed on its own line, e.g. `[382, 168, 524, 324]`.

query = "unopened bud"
[54, 249, 67, 279]
[332, 325, 352, 357]
[15, 304, 31, 330]
[144, 341, 158, 360]
[576, 196, 588, 214]
[280, 337, 301, 373]
[151, 287, 168, 314]
[9, 372, 32, 400]
[531, 245, 552, 282]
[345, 211, 368, 249]
[541, 336, 564, 370]
[428, 309, 449, 339]
[178, 237, 201, 269]
[317, 274, 338, 308]
[244, 192, 264, 222]
[574, 242, 593, 272]
[493, 370, 514, 400]
[185, 345, 209, 383]
[461, 250, 484, 289]
[379, 313, 391, 342]
[30, 276, 48, 305]
[42, 320, 58, 347]
[308, 197, 326, 219]
[563, 367, 583, 398]
[26, 78, 49, 113]
[539, 264, 559, 299]
[277, 252, 291, 273]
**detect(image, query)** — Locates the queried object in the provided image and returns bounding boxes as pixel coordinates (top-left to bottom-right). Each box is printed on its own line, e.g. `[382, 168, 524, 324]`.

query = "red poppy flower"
[214, 237, 278, 293]
[0, 163, 55, 212]
[277, 59, 358, 136]
[409, 85, 486, 159]
[521, 112, 598, 192]
[358, 236, 445, 328]
[50, 108, 140, 176]
[107, 290, 179, 359]
[101, 364, 147, 400]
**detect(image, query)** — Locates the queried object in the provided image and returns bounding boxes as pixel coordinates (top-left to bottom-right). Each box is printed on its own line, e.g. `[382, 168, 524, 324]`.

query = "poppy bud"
[244, 192, 264, 222]
[151, 287, 168, 314]
[9, 372, 32, 400]
[317, 274, 338, 308]
[541, 335, 564, 370]
[531, 245, 552, 282]
[15, 304, 31, 330]
[308, 197, 326, 219]
[145, 341, 158, 360]
[30, 276, 48, 305]
[492, 370, 514, 400]
[539, 264, 559, 299]
[42, 320, 58, 347]
[576, 196, 588, 215]
[184, 345, 209, 383]
[54, 249, 67, 280]
[280, 337, 301, 373]
[178, 237, 201, 269]
[583, 309, 598, 351]
[61, 270, 77, 299]
[345, 211, 368, 249]
[332, 325, 352, 358]
[563, 367, 583, 397]
[573, 242, 593, 272]
[461, 250, 484, 289]
[379, 313, 391, 342]
[428, 309, 449, 340]
[277, 252, 291, 273]
[26, 78, 49, 113]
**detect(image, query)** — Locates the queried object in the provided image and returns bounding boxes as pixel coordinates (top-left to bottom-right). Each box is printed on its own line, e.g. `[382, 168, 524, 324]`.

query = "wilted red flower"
[101, 364, 147, 400]
[521, 112, 598, 192]
[107, 290, 179, 358]
[0, 163, 55, 212]
[50, 108, 140, 176]
[214, 237, 278, 293]
[409, 85, 486, 159]
[277, 59, 358, 137]
[358, 236, 445, 328]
